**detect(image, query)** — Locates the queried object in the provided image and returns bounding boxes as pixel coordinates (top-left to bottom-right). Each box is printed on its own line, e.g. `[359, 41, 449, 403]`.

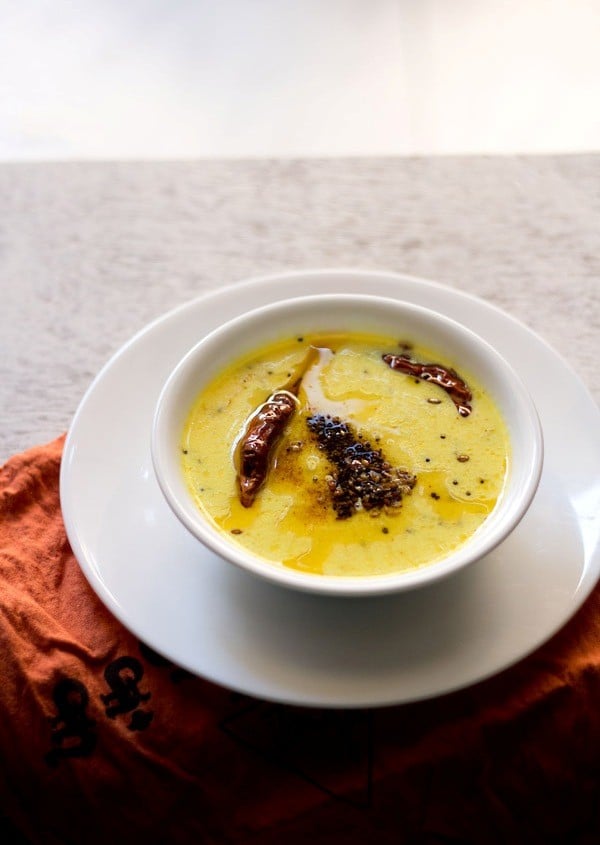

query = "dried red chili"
[235, 348, 320, 507]
[236, 390, 298, 507]
[382, 353, 472, 417]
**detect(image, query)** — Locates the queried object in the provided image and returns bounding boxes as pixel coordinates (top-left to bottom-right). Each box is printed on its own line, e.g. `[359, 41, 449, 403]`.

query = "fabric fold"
[0, 437, 598, 845]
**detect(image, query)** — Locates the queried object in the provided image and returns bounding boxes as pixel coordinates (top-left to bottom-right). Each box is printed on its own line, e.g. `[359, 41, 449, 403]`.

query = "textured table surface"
[1, 155, 598, 463]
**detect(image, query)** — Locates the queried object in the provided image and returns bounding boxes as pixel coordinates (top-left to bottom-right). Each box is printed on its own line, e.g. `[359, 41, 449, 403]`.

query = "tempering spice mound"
[306, 414, 416, 519]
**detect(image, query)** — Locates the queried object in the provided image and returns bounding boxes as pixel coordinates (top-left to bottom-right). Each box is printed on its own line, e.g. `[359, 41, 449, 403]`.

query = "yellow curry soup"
[181, 332, 510, 577]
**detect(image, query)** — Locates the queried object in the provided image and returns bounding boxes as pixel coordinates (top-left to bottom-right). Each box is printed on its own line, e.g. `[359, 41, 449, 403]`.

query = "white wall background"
[1, 0, 599, 160]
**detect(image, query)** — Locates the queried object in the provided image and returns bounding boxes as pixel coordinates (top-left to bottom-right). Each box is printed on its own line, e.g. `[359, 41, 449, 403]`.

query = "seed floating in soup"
[181, 332, 510, 577]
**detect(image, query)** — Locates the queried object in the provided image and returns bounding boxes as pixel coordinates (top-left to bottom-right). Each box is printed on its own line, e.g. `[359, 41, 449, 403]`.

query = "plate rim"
[60, 268, 600, 707]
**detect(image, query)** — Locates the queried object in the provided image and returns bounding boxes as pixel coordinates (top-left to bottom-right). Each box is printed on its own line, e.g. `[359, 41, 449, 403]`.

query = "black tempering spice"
[306, 414, 416, 519]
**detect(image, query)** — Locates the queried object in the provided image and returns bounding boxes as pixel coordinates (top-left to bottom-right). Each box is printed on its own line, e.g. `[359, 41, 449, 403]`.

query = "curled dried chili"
[235, 348, 318, 507]
[236, 390, 298, 508]
[382, 353, 472, 417]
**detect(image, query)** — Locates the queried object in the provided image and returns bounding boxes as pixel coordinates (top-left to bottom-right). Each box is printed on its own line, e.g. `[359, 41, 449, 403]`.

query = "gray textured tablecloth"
[1, 156, 598, 463]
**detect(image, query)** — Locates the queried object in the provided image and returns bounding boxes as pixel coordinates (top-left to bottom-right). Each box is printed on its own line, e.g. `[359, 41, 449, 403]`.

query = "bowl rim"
[151, 292, 544, 596]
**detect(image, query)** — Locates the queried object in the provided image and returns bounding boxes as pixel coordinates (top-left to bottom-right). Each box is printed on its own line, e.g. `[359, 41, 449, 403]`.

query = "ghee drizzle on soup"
[181, 332, 510, 577]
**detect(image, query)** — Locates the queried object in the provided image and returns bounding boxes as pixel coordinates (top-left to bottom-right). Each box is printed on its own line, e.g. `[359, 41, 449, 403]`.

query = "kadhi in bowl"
[151, 294, 543, 596]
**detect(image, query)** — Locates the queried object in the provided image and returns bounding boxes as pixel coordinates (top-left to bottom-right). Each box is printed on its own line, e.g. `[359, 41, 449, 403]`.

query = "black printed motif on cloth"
[45, 677, 97, 767]
[100, 656, 153, 731]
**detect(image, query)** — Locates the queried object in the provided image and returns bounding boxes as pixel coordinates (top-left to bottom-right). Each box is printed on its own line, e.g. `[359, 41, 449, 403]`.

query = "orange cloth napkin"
[1, 437, 599, 845]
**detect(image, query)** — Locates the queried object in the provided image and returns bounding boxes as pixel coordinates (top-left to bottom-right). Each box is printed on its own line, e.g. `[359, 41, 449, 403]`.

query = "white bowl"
[151, 294, 543, 596]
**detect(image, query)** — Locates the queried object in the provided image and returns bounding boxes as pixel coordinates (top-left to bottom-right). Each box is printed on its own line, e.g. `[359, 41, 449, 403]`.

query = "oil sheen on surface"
[181, 333, 510, 577]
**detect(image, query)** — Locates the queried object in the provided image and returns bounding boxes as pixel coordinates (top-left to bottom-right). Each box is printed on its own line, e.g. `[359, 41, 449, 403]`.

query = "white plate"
[60, 270, 600, 708]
